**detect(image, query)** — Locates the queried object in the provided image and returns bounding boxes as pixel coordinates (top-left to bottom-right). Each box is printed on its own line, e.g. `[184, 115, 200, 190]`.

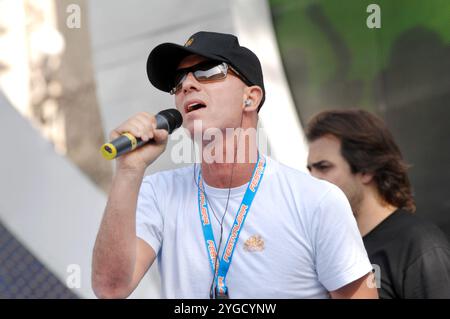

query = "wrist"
[115, 164, 146, 178]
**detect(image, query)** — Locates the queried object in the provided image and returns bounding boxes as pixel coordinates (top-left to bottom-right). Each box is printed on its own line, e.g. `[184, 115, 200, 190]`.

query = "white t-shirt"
[136, 156, 372, 298]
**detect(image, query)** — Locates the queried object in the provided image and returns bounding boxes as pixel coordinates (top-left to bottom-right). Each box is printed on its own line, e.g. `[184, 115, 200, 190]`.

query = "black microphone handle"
[120, 113, 171, 151]
[101, 109, 182, 160]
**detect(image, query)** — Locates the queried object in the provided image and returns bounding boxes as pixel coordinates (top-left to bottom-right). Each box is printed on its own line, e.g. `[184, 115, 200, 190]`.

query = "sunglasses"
[170, 61, 246, 95]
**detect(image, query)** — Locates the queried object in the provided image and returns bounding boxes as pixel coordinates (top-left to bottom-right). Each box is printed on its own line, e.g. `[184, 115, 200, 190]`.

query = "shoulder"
[264, 156, 350, 211]
[371, 210, 450, 267]
[392, 210, 450, 251]
[142, 164, 195, 189]
[392, 212, 450, 296]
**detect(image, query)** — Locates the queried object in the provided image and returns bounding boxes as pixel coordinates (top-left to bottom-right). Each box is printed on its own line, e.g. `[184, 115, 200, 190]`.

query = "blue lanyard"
[197, 155, 266, 297]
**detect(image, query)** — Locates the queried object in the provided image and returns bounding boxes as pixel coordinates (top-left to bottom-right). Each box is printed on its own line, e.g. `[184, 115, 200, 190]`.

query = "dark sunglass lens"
[173, 71, 186, 86]
[194, 64, 227, 81]
[171, 62, 228, 94]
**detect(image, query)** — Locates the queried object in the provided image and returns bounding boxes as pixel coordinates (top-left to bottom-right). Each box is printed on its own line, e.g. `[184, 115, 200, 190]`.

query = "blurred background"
[0, 0, 448, 298]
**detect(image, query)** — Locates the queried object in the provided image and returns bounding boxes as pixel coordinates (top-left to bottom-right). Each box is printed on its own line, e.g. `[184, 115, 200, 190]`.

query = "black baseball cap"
[146, 31, 266, 110]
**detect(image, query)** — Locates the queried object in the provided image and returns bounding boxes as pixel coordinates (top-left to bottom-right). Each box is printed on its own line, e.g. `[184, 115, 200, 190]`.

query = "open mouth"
[186, 103, 206, 113]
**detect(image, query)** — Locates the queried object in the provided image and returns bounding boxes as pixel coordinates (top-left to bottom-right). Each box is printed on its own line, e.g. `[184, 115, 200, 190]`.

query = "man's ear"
[360, 172, 374, 185]
[243, 85, 263, 112]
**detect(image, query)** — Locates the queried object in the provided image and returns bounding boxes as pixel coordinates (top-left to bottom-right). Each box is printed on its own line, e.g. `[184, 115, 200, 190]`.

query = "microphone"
[101, 108, 183, 160]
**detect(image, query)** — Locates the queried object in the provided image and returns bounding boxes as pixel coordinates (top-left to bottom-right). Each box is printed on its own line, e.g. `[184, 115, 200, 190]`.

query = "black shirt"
[363, 209, 450, 298]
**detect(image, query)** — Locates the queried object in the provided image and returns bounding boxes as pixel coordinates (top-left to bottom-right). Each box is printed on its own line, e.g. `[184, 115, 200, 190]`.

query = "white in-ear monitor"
[244, 99, 252, 107]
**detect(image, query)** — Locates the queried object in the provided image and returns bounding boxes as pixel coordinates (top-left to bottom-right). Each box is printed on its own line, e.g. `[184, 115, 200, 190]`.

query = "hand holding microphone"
[101, 109, 182, 170]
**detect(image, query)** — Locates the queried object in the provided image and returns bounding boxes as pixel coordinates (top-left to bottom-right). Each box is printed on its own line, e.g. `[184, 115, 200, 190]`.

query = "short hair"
[306, 109, 416, 212]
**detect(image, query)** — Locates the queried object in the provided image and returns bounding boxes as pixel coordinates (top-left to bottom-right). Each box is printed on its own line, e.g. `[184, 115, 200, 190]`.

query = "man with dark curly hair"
[306, 109, 450, 298]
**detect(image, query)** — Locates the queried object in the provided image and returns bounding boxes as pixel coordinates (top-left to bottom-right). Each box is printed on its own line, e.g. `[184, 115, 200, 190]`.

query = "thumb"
[153, 129, 169, 144]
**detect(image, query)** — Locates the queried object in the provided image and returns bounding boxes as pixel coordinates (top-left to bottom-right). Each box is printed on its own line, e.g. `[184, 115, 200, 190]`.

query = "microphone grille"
[157, 109, 183, 134]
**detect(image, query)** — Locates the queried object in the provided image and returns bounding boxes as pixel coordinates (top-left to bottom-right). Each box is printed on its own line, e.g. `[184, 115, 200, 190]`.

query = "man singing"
[92, 31, 377, 299]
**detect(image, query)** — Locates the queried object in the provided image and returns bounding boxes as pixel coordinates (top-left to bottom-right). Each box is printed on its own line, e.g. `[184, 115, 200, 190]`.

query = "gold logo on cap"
[244, 235, 265, 252]
[185, 37, 194, 47]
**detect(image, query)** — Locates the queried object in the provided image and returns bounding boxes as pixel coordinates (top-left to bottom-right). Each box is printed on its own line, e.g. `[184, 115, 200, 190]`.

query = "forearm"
[92, 167, 145, 297]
